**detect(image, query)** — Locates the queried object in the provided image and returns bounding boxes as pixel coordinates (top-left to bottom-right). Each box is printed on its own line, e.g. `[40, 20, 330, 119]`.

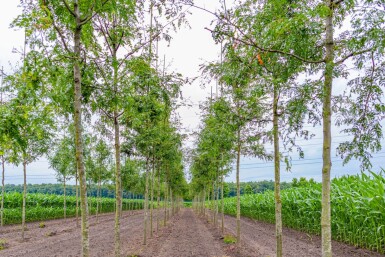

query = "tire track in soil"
[221, 213, 385, 257]
[140, 208, 225, 257]
[0, 210, 161, 257]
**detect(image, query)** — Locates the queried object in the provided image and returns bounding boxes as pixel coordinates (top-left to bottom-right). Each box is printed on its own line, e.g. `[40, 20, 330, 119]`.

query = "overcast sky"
[1, 1, 384, 185]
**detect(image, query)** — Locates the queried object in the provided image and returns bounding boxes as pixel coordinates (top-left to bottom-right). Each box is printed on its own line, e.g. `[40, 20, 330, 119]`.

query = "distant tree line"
[4, 177, 319, 200]
[4, 183, 143, 199]
[225, 177, 319, 197]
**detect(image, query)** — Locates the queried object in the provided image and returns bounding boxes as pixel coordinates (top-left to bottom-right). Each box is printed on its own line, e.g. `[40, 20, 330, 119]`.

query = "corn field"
[1, 192, 144, 225]
[221, 172, 385, 253]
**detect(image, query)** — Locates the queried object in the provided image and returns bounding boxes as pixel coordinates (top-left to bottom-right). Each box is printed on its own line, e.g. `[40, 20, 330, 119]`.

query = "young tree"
[49, 134, 76, 220]
[15, 1, 113, 254]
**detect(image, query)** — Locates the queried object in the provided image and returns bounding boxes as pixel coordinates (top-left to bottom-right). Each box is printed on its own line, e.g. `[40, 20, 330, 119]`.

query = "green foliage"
[1, 193, 145, 225]
[221, 173, 385, 253]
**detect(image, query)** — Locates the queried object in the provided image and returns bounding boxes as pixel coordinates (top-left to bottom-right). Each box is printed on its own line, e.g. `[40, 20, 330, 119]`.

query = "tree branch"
[205, 27, 325, 64]
[43, 4, 71, 53]
[335, 48, 372, 65]
[60, 0, 76, 17]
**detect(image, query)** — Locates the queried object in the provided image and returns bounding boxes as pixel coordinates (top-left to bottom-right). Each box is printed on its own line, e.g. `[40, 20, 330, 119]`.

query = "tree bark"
[64, 178, 67, 220]
[22, 160, 27, 240]
[114, 112, 122, 256]
[215, 174, 219, 227]
[76, 173, 79, 227]
[1, 155, 4, 227]
[273, 85, 283, 257]
[157, 166, 160, 233]
[97, 177, 101, 223]
[73, 1, 89, 255]
[221, 173, 224, 234]
[164, 182, 167, 226]
[321, 2, 334, 257]
[150, 157, 155, 238]
[236, 128, 241, 243]
[143, 157, 149, 245]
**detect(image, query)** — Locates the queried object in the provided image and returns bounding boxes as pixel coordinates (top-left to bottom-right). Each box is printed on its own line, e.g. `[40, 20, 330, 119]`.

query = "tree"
[5, 57, 54, 240]
[48, 133, 76, 220]
[202, 1, 385, 256]
[15, 1, 114, 254]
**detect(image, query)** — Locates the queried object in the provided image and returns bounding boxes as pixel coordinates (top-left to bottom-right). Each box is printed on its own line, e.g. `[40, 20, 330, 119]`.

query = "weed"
[0, 239, 8, 250]
[223, 234, 237, 244]
[39, 222, 45, 228]
[46, 231, 57, 237]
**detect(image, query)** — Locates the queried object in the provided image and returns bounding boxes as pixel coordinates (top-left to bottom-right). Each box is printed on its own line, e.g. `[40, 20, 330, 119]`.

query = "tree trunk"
[157, 166, 160, 233]
[273, 85, 283, 257]
[22, 160, 27, 240]
[150, 157, 155, 238]
[143, 158, 150, 245]
[321, 2, 334, 257]
[211, 183, 215, 223]
[73, 2, 90, 253]
[1, 155, 4, 227]
[114, 112, 122, 256]
[164, 182, 167, 226]
[97, 178, 101, 223]
[236, 129, 241, 243]
[64, 178, 67, 220]
[170, 187, 175, 216]
[221, 174, 224, 234]
[215, 174, 219, 227]
[203, 186, 206, 217]
[76, 173, 79, 227]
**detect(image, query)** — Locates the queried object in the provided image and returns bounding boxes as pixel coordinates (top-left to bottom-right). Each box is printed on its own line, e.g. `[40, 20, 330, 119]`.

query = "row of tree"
[0, 1, 190, 257]
[190, 1, 385, 257]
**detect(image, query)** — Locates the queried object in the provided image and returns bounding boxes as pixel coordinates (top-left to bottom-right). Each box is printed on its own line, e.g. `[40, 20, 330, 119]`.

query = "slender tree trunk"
[97, 178, 101, 223]
[64, 178, 67, 220]
[203, 186, 206, 217]
[73, 2, 89, 255]
[273, 86, 283, 257]
[164, 182, 167, 226]
[150, 157, 155, 238]
[1, 155, 4, 227]
[143, 157, 150, 245]
[236, 129, 241, 243]
[76, 173, 79, 227]
[22, 160, 27, 240]
[221, 173, 224, 234]
[321, 2, 334, 256]
[157, 167, 160, 233]
[114, 112, 122, 256]
[211, 183, 215, 223]
[215, 174, 219, 227]
[170, 187, 175, 216]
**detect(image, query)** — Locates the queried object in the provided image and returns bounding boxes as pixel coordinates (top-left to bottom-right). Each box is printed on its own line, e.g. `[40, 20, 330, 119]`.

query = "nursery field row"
[219, 173, 385, 253]
[1, 192, 146, 224]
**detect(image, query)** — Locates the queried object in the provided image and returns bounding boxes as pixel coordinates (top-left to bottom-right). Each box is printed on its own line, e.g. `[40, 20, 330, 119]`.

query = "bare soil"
[220, 212, 385, 257]
[0, 208, 383, 257]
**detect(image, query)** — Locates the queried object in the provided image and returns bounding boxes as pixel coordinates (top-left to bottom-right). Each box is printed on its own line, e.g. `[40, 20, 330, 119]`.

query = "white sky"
[1, 1, 384, 185]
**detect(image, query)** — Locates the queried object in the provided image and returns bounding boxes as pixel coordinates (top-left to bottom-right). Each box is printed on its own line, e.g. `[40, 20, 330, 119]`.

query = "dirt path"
[221, 212, 385, 257]
[139, 208, 226, 257]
